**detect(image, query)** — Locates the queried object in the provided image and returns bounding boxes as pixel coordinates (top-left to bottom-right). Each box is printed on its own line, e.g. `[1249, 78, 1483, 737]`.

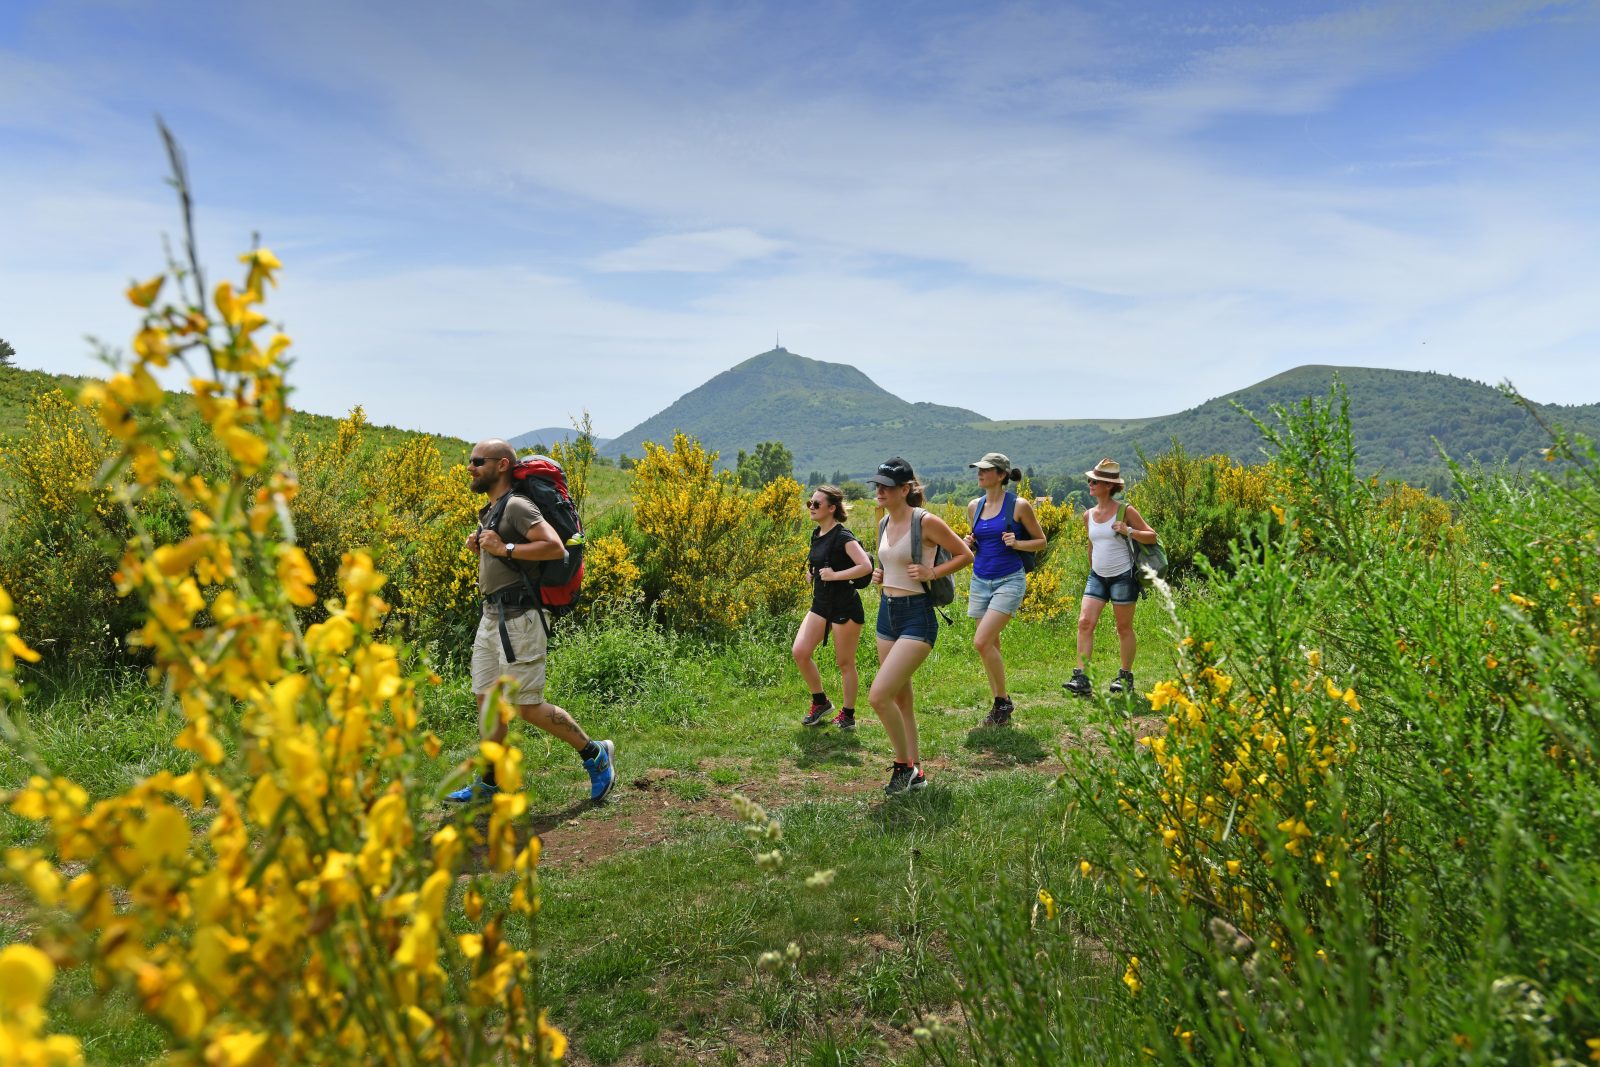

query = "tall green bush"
[921, 385, 1600, 1063]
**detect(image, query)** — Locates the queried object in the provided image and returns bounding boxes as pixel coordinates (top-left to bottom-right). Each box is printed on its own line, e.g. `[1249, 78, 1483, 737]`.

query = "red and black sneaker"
[801, 697, 833, 727]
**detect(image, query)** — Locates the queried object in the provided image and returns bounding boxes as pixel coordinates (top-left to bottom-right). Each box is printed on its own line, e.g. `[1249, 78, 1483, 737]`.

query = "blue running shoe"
[584, 739, 616, 802]
[444, 777, 499, 804]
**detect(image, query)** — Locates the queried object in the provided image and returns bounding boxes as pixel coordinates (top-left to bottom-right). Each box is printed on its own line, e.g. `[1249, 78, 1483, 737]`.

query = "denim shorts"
[968, 569, 1026, 618]
[876, 592, 937, 647]
[1084, 568, 1140, 605]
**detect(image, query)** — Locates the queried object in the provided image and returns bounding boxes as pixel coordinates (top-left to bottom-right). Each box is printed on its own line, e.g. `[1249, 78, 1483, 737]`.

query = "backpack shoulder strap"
[910, 508, 925, 566]
[1115, 502, 1133, 545]
[482, 493, 511, 533]
[1004, 491, 1018, 530]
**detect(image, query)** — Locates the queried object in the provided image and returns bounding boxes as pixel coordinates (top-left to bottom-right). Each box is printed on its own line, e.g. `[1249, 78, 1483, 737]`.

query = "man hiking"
[445, 438, 616, 803]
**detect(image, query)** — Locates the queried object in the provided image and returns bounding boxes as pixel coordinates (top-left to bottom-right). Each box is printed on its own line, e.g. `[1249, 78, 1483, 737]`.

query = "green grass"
[2, 584, 1174, 1065]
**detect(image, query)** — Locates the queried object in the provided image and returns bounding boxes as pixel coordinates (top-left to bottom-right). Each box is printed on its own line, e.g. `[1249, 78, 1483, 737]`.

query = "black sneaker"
[982, 697, 1014, 727]
[801, 698, 833, 727]
[1062, 669, 1092, 696]
[905, 767, 928, 791]
[832, 709, 856, 731]
[1109, 670, 1135, 695]
[884, 762, 914, 795]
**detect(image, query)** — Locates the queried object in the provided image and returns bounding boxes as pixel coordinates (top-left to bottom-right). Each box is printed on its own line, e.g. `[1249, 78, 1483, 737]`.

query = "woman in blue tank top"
[963, 453, 1046, 726]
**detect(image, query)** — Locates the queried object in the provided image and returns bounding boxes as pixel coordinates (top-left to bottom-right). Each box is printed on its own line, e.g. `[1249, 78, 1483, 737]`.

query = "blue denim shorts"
[968, 569, 1026, 618]
[1084, 568, 1140, 605]
[876, 592, 937, 647]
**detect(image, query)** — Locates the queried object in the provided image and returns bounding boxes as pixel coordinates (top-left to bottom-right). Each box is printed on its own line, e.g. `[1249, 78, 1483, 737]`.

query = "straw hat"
[1085, 458, 1125, 487]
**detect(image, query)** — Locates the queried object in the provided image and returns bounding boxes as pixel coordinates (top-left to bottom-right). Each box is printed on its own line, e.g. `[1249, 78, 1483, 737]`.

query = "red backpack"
[480, 455, 585, 622]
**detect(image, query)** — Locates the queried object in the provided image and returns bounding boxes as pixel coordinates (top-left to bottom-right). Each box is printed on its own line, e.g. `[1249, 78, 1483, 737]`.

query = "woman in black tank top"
[793, 485, 873, 729]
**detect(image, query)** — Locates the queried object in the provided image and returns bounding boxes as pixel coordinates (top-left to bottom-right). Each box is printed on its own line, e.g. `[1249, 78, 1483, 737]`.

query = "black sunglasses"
[807, 499, 826, 509]
[468, 457, 490, 467]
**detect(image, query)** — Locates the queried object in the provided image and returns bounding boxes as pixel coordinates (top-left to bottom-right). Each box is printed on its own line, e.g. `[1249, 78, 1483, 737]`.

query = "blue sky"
[2, 0, 1597, 441]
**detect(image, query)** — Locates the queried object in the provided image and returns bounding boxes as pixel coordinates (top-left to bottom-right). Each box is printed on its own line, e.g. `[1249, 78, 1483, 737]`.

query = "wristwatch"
[504, 542, 518, 559]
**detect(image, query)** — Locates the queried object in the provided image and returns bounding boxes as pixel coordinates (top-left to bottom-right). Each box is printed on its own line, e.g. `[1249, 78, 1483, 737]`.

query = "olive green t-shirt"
[479, 494, 546, 599]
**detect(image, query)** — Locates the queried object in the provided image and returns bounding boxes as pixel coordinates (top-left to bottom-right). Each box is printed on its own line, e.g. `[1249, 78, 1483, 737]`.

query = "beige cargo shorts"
[471, 610, 546, 706]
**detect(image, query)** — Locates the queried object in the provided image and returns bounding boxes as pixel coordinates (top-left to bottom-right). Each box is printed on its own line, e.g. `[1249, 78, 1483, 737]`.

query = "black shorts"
[810, 594, 865, 627]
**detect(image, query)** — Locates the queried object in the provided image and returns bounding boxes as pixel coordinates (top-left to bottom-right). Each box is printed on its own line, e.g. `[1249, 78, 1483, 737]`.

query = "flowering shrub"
[361, 435, 481, 650]
[575, 531, 643, 621]
[0, 391, 130, 662]
[289, 411, 481, 650]
[630, 433, 806, 636]
[0, 151, 565, 1065]
[1017, 495, 1080, 622]
[1050, 386, 1600, 1062]
[1126, 444, 1277, 580]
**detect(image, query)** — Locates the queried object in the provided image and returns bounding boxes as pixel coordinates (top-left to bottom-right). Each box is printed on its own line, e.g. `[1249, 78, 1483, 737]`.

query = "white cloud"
[590, 228, 787, 273]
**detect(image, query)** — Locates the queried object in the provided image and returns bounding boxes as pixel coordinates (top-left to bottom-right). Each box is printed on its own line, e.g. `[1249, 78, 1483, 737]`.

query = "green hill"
[0, 365, 470, 462]
[600, 351, 1600, 489]
[601, 348, 987, 469]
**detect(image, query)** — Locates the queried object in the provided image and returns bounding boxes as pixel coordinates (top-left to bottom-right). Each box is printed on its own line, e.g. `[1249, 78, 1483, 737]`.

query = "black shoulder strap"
[1004, 491, 1017, 531]
[482, 493, 510, 533]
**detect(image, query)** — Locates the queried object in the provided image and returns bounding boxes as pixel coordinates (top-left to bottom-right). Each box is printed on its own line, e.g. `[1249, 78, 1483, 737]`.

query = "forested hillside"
[600, 351, 1600, 489]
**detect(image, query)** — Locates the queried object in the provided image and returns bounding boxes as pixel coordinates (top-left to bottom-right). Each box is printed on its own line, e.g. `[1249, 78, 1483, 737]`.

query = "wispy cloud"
[591, 229, 787, 273]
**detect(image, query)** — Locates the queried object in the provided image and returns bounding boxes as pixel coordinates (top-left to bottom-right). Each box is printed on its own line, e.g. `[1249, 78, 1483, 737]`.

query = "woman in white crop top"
[865, 456, 973, 795]
[1063, 458, 1157, 699]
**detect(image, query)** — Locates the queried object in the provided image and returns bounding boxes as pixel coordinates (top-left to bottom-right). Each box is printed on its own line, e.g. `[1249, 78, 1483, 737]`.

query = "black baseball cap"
[865, 457, 915, 487]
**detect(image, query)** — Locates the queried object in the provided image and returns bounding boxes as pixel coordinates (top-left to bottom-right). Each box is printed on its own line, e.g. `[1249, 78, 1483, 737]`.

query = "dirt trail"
[531, 711, 1166, 872]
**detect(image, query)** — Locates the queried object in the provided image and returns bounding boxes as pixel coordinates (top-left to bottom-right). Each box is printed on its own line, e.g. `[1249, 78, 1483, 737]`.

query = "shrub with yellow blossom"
[574, 531, 643, 621]
[0, 142, 565, 1065]
[1126, 443, 1281, 581]
[0, 390, 132, 663]
[630, 434, 807, 636]
[1047, 387, 1600, 1062]
[1016, 494, 1080, 622]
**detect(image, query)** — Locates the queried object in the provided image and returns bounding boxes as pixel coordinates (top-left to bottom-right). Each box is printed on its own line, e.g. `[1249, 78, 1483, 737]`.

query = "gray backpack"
[878, 507, 956, 607]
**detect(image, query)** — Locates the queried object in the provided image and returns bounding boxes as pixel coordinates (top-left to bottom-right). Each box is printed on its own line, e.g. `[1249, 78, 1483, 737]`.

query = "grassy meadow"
[3, 588, 1170, 1065]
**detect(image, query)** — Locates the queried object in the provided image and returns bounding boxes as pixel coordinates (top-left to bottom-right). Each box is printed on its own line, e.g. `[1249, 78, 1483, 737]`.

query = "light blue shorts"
[968, 570, 1026, 618]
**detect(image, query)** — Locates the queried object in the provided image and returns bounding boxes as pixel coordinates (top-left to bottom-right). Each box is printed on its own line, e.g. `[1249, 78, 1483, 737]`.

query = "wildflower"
[805, 869, 837, 889]
[126, 275, 165, 307]
[1037, 888, 1057, 920]
[239, 247, 283, 293]
[1122, 956, 1142, 996]
[536, 1010, 568, 1061]
[0, 943, 56, 1018]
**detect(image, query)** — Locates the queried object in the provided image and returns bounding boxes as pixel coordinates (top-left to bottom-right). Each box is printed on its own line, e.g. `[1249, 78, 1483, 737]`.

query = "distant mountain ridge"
[598, 349, 1600, 488]
[602, 348, 984, 461]
[510, 426, 612, 452]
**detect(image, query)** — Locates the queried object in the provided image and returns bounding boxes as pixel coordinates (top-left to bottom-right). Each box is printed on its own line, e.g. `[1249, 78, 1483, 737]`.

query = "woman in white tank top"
[1063, 459, 1158, 699]
[864, 457, 973, 795]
